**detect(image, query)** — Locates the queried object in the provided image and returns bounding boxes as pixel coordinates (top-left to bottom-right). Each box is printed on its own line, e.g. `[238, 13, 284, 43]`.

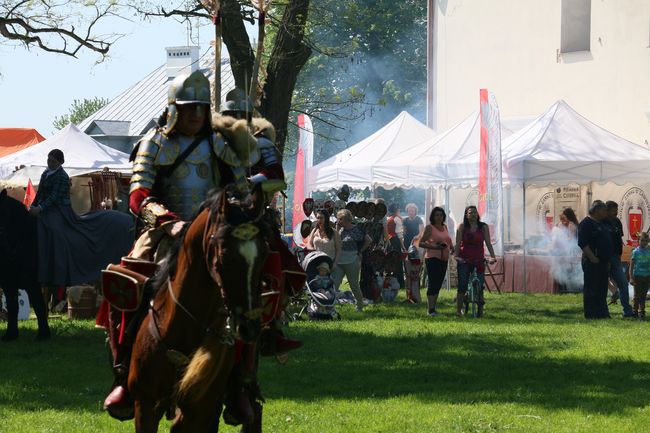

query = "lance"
[249, 0, 271, 105]
[202, 0, 222, 114]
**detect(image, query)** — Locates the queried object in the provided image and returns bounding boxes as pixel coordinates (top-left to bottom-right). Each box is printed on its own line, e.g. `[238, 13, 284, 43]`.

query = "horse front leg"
[26, 283, 50, 340]
[134, 399, 164, 433]
[239, 401, 263, 433]
[170, 402, 224, 433]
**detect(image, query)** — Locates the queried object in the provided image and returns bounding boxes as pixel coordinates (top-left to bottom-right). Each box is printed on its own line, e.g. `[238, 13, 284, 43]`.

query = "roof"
[0, 128, 45, 158]
[77, 55, 235, 138]
[0, 124, 131, 186]
[306, 111, 437, 191]
[503, 100, 650, 185]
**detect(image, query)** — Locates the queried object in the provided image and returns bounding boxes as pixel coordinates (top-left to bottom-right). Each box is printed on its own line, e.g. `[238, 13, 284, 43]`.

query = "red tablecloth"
[484, 254, 581, 294]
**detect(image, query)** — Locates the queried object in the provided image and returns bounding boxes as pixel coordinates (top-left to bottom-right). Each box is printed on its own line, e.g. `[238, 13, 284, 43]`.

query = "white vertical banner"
[479, 89, 504, 255]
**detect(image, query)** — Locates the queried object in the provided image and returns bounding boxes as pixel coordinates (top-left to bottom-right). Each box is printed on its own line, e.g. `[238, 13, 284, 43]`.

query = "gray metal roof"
[78, 55, 235, 138]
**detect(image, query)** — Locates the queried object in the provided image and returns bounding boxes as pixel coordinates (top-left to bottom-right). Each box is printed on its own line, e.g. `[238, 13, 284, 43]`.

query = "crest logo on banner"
[619, 187, 650, 245]
[536, 192, 555, 233]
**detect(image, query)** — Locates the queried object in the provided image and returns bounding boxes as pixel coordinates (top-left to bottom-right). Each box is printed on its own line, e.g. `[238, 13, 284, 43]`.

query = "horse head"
[205, 185, 269, 343]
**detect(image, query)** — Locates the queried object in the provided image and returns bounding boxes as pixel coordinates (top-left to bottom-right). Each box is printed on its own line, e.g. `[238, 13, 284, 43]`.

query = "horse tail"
[177, 335, 233, 404]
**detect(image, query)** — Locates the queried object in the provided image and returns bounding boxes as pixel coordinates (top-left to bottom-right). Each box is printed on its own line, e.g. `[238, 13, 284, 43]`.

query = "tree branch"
[1, 0, 121, 58]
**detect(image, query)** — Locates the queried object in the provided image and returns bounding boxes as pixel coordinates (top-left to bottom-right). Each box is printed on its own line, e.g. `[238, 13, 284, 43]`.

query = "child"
[310, 262, 336, 302]
[629, 232, 650, 319]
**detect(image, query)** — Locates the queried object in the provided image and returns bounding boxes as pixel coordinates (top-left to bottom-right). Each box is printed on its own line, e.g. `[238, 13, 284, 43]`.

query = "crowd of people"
[301, 195, 649, 321]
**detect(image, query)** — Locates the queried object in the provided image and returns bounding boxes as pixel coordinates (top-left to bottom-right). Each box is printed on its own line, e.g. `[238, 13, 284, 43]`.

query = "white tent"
[0, 124, 131, 186]
[372, 111, 481, 188]
[306, 111, 436, 192]
[503, 100, 650, 185]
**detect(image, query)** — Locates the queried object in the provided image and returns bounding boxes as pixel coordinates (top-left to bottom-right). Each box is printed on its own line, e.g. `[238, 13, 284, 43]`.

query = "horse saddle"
[101, 257, 158, 312]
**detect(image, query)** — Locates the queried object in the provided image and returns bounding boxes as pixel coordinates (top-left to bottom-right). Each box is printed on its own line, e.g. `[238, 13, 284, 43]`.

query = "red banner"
[478, 89, 503, 254]
[23, 178, 36, 208]
[292, 114, 313, 246]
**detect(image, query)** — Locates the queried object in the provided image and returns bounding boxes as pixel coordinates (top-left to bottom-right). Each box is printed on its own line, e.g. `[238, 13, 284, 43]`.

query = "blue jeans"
[610, 255, 633, 315]
[457, 262, 485, 294]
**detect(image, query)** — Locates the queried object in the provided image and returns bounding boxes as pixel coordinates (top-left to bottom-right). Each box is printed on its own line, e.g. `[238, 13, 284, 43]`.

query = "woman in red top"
[453, 205, 496, 317]
[419, 207, 453, 316]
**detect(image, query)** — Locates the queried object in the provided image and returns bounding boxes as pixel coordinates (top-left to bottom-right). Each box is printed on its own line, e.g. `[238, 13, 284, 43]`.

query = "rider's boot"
[1, 289, 19, 342]
[477, 304, 484, 318]
[31, 286, 51, 341]
[103, 308, 134, 421]
[103, 257, 158, 421]
[260, 323, 302, 356]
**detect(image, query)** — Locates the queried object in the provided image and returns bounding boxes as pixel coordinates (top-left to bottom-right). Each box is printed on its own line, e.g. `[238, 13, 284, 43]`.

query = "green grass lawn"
[1, 291, 649, 433]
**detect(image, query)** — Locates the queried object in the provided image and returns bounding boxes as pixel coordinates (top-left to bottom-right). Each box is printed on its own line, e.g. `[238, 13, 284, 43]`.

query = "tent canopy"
[373, 111, 482, 188]
[0, 128, 45, 158]
[306, 111, 436, 192]
[503, 100, 650, 185]
[0, 124, 131, 186]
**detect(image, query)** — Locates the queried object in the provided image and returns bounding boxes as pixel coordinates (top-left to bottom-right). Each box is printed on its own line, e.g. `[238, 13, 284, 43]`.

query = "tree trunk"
[222, 0, 255, 91]
[219, 0, 311, 155]
[259, 0, 311, 155]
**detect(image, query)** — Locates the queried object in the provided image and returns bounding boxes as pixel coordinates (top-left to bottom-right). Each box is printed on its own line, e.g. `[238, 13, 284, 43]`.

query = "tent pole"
[523, 181, 527, 294]
[445, 183, 451, 292]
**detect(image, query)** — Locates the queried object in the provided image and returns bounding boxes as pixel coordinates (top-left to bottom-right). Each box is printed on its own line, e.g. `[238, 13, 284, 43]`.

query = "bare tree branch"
[0, 0, 123, 58]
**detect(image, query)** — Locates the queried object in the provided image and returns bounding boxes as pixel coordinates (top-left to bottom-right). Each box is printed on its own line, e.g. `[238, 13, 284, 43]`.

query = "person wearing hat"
[214, 88, 286, 195]
[105, 72, 287, 421]
[311, 261, 336, 301]
[129, 72, 255, 229]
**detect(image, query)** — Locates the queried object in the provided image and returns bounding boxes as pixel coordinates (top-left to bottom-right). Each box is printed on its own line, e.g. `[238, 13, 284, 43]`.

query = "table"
[485, 254, 582, 294]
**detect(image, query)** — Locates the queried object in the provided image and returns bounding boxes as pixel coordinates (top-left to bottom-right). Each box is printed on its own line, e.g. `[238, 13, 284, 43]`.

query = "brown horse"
[128, 188, 269, 432]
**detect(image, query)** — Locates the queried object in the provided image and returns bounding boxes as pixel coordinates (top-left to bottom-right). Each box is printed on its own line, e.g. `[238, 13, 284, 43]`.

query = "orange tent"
[0, 128, 46, 158]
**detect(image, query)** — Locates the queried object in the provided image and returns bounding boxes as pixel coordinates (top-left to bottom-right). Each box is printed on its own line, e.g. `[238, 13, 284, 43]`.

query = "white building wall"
[435, 0, 650, 145]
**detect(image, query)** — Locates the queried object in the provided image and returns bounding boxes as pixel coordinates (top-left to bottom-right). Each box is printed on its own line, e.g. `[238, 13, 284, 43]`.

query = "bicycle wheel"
[470, 279, 479, 318]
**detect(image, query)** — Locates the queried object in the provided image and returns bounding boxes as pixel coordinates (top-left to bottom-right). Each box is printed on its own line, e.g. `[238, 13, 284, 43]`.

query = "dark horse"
[0, 189, 49, 340]
[129, 188, 269, 432]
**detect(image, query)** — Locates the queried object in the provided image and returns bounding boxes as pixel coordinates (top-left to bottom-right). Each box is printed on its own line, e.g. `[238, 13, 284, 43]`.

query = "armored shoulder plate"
[130, 129, 164, 192]
[212, 132, 247, 167]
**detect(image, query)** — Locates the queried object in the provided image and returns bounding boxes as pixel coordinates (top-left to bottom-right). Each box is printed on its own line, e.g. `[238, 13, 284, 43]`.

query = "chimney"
[165, 46, 200, 79]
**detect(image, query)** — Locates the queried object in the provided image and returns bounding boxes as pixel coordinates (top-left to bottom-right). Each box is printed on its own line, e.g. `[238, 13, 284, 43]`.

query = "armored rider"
[102, 72, 303, 423]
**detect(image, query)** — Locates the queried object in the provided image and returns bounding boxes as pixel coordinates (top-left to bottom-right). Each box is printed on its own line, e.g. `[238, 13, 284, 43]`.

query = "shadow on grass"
[261, 324, 650, 415]
[2, 305, 649, 418]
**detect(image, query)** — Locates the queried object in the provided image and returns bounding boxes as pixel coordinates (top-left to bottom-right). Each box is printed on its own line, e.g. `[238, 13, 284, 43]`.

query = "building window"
[561, 0, 591, 53]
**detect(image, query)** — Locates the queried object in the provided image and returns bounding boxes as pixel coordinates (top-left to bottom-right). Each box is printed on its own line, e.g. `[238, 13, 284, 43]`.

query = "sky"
[0, 12, 243, 137]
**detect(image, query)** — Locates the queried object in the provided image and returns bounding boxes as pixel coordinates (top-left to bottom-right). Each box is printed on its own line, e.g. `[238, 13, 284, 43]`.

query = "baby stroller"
[380, 250, 402, 302]
[295, 251, 341, 320]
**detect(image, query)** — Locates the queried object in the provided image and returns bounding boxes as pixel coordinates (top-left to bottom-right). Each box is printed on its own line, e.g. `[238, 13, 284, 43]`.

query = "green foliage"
[1, 293, 649, 432]
[53, 97, 109, 129]
[288, 0, 427, 163]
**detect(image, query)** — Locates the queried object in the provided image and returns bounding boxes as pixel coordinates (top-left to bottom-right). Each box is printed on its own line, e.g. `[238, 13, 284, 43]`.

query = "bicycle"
[456, 257, 493, 318]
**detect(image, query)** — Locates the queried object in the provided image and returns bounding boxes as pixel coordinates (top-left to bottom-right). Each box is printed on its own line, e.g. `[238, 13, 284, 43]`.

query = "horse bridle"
[205, 210, 265, 320]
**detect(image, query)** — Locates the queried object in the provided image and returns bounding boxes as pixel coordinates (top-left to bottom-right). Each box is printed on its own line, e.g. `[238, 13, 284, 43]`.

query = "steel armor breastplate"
[158, 136, 218, 220]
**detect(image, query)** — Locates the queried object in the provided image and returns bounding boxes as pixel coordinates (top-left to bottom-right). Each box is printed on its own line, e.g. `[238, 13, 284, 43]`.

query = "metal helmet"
[221, 88, 254, 117]
[163, 70, 211, 136]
